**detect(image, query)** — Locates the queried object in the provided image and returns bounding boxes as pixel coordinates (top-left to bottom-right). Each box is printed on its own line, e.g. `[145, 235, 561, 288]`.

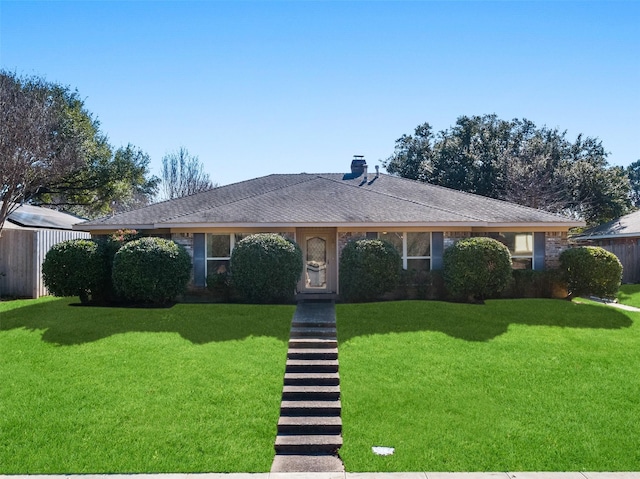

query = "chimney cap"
[350, 155, 367, 176]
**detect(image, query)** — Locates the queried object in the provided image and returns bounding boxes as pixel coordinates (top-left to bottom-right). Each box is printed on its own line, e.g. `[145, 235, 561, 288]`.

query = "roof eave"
[157, 220, 582, 229]
[73, 223, 156, 232]
[574, 232, 640, 241]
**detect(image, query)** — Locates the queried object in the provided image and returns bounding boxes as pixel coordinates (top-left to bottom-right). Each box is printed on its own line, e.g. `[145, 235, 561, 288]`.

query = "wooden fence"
[599, 238, 640, 284]
[0, 229, 90, 298]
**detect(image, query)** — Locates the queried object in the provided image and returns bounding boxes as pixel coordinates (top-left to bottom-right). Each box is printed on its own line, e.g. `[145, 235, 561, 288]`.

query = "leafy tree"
[159, 147, 214, 200]
[46, 144, 160, 218]
[1, 71, 159, 228]
[1, 71, 93, 232]
[627, 159, 640, 208]
[384, 114, 631, 225]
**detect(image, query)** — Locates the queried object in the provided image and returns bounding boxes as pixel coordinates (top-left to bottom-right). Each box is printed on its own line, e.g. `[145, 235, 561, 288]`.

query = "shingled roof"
[77, 173, 582, 230]
[574, 209, 640, 240]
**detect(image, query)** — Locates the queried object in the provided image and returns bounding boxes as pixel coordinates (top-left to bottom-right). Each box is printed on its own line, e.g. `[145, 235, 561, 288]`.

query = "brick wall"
[545, 231, 569, 269]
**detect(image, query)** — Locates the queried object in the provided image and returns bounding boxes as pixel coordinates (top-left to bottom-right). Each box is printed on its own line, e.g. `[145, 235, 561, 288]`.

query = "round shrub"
[42, 239, 102, 303]
[559, 246, 622, 299]
[230, 233, 303, 303]
[92, 229, 142, 303]
[339, 239, 402, 302]
[443, 237, 512, 302]
[112, 237, 192, 304]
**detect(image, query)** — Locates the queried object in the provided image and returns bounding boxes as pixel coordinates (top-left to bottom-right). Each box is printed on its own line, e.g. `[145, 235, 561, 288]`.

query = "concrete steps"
[274, 434, 343, 454]
[284, 372, 340, 386]
[286, 359, 339, 373]
[271, 300, 344, 473]
[277, 415, 343, 435]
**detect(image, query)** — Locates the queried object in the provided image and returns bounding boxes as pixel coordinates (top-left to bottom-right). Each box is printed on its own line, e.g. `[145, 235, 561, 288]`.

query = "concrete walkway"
[2, 472, 639, 479]
[271, 300, 344, 472]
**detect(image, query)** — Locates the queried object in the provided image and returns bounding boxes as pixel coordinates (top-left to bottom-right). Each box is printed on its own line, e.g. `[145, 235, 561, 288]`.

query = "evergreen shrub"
[112, 237, 192, 304]
[504, 269, 566, 299]
[230, 233, 303, 303]
[42, 239, 102, 303]
[559, 246, 622, 299]
[339, 239, 402, 302]
[443, 236, 512, 302]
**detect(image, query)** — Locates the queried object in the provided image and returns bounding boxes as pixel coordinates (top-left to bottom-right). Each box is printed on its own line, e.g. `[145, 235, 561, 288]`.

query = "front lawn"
[337, 299, 640, 471]
[618, 283, 640, 308]
[0, 297, 294, 473]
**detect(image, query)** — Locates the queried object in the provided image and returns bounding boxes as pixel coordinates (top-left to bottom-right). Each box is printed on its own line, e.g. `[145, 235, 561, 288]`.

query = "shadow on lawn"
[337, 299, 635, 342]
[0, 298, 293, 346]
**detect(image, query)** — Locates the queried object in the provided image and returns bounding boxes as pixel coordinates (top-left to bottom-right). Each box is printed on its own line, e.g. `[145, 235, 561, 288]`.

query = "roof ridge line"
[316, 173, 485, 222]
[158, 174, 319, 223]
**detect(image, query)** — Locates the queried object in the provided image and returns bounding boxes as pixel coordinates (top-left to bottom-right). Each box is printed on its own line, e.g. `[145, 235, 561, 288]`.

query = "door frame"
[296, 228, 337, 294]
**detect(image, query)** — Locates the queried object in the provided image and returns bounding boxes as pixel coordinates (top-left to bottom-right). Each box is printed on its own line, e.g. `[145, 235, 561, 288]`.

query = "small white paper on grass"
[372, 446, 394, 456]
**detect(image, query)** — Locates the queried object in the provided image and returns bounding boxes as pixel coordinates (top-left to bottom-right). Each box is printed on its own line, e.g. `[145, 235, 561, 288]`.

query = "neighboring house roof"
[6, 204, 86, 231]
[574, 209, 640, 241]
[76, 172, 583, 230]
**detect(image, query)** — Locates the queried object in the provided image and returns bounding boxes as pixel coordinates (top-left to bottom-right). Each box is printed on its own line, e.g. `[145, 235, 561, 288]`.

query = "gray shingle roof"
[7, 205, 86, 231]
[574, 209, 640, 240]
[77, 173, 582, 229]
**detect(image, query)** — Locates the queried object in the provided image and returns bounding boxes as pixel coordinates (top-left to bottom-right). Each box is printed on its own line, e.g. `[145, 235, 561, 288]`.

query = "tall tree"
[159, 147, 214, 200]
[1, 71, 93, 232]
[384, 115, 631, 225]
[627, 159, 640, 208]
[1, 71, 159, 228]
[44, 144, 160, 218]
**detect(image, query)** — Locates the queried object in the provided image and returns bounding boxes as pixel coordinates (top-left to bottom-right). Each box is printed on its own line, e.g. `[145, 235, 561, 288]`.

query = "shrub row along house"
[75, 158, 584, 299]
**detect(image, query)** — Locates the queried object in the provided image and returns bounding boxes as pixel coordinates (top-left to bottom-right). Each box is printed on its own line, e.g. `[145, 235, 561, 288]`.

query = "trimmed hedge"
[230, 233, 303, 303]
[112, 237, 192, 304]
[559, 246, 622, 299]
[503, 269, 567, 299]
[339, 239, 402, 302]
[42, 239, 102, 304]
[443, 236, 512, 302]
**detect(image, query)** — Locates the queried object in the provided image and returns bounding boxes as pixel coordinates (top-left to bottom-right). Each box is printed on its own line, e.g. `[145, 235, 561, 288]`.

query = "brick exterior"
[545, 231, 569, 269]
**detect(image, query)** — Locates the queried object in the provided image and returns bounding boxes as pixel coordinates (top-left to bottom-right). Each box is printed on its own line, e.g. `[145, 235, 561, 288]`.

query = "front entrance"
[298, 228, 337, 294]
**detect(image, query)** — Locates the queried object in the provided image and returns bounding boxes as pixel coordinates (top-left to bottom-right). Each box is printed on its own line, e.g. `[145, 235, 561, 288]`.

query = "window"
[205, 232, 292, 277]
[473, 232, 534, 269]
[206, 234, 232, 276]
[379, 232, 431, 271]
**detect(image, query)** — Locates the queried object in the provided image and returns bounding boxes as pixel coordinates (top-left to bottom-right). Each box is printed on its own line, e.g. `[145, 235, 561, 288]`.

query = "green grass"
[337, 299, 640, 471]
[4, 294, 640, 473]
[0, 297, 294, 473]
[618, 284, 640, 308]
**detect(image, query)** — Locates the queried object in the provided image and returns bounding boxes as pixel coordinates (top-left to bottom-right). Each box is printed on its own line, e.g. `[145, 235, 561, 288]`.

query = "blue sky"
[2, 1, 639, 186]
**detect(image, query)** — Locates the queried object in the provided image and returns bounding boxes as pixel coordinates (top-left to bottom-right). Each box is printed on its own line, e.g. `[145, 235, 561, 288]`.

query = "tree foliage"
[159, 147, 214, 200]
[384, 115, 631, 225]
[45, 144, 160, 218]
[1, 71, 159, 230]
[626, 159, 640, 208]
[1, 71, 90, 231]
